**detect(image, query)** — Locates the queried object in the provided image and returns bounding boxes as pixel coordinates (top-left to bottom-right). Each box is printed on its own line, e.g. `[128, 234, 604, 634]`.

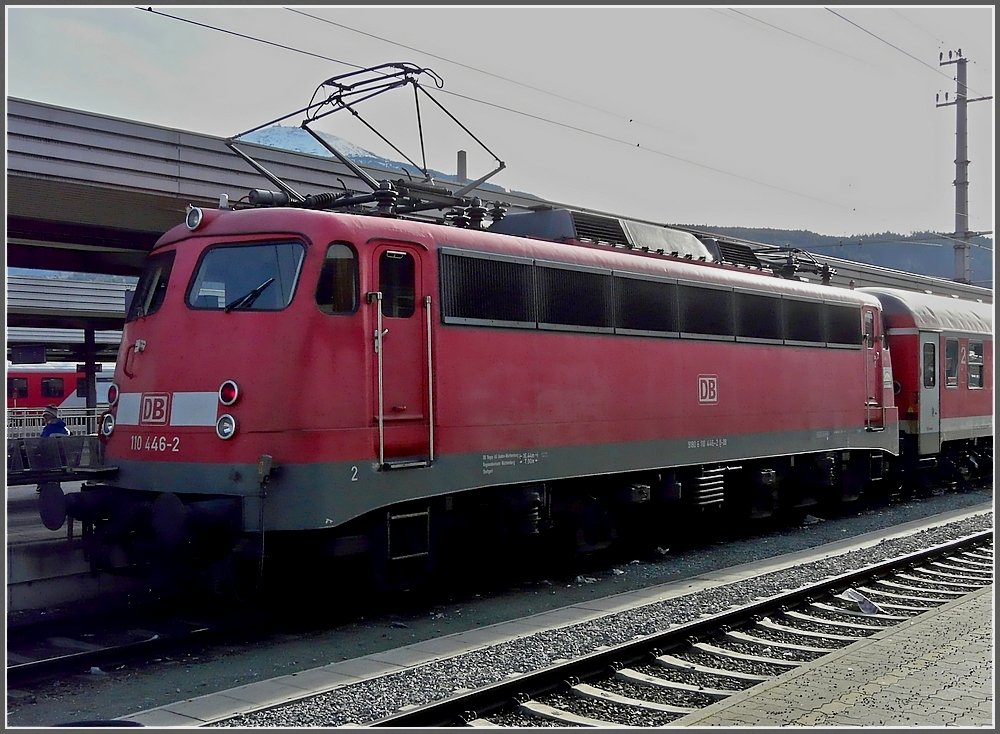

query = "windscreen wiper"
[224, 278, 275, 312]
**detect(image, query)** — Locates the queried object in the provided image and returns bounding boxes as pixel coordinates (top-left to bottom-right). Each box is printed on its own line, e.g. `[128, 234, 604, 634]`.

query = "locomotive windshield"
[187, 241, 305, 311]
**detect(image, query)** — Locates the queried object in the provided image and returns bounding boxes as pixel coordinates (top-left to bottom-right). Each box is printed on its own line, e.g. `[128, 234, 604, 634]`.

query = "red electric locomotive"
[40, 198, 906, 589]
[858, 287, 992, 487]
[35, 64, 986, 592]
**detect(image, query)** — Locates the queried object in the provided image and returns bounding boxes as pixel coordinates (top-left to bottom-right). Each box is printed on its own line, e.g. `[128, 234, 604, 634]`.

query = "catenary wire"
[716, 8, 871, 65]
[139, 5, 850, 210]
[825, 7, 989, 96]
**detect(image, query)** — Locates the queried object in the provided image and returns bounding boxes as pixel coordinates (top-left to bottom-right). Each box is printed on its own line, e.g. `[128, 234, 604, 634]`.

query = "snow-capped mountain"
[239, 124, 456, 182]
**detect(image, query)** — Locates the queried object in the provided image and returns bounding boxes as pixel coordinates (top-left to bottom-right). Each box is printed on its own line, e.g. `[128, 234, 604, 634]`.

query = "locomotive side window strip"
[612, 273, 679, 337]
[967, 341, 984, 389]
[315, 242, 359, 314]
[440, 250, 536, 328]
[678, 281, 735, 341]
[944, 338, 960, 388]
[127, 251, 176, 321]
[734, 289, 782, 343]
[536, 262, 613, 332]
[188, 241, 304, 311]
[436, 247, 866, 351]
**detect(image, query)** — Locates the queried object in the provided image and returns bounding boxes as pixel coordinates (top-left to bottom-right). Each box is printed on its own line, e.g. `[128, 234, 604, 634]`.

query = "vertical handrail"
[424, 295, 435, 463]
[368, 291, 386, 466]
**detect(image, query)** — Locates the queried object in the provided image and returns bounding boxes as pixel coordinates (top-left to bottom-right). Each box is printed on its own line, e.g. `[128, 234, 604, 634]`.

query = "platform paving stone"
[670, 585, 994, 727]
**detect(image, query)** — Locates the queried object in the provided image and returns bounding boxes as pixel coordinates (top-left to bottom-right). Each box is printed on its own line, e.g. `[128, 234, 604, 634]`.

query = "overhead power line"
[284, 7, 641, 129]
[825, 7, 988, 96]
[139, 6, 362, 68]
[718, 8, 870, 65]
[137, 6, 856, 212]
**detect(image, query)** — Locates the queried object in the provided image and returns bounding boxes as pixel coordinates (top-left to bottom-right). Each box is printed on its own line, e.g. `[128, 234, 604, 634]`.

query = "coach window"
[41, 378, 65, 398]
[380, 250, 415, 318]
[922, 343, 936, 388]
[7, 378, 28, 400]
[127, 251, 176, 321]
[944, 338, 959, 388]
[967, 341, 984, 389]
[315, 243, 358, 314]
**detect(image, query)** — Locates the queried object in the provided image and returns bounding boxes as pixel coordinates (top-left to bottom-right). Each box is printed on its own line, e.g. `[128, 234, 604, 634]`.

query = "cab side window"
[315, 243, 358, 314]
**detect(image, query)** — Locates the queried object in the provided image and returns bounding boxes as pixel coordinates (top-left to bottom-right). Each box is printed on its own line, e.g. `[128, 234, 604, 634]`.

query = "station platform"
[672, 584, 995, 728]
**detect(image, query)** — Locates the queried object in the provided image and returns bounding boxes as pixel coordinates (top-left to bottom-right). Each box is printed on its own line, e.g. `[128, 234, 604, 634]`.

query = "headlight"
[100, 413, 115, 437]
[107, 383, 120, 407]
[216, 414, 237, 440]
[186, 205, 204, 230]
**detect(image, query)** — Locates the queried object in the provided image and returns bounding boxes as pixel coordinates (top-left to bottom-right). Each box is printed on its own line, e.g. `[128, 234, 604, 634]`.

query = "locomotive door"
[862, 307, 884, 430]
[368, 244, 433, 468]
[918, 332, 941, 455]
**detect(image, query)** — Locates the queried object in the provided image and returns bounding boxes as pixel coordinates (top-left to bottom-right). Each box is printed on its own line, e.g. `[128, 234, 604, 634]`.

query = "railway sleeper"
[654, 653, 772, 682]
[756, 617, 863, 641]
[614, 667, 735, 699]
[724, 629, 840, 654]
[570, 682, 697, 714]
[517, 699, 623, 727]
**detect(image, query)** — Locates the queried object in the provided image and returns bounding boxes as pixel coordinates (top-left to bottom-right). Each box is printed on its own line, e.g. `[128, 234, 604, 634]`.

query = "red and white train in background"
[7, 362, 115, 410]
[37, 195, 992, 591]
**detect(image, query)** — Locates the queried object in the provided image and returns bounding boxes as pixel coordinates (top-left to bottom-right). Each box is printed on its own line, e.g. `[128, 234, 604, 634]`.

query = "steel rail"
[366, 530, 993, 726]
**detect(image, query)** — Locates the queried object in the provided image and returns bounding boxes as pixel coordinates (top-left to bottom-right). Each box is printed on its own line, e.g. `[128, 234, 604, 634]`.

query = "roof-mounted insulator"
[373, 181, 398, 214]
[466, 198, 489, 228]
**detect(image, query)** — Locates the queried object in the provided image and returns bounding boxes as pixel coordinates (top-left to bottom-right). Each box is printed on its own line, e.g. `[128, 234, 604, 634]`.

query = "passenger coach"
[860, 287, 992, 484]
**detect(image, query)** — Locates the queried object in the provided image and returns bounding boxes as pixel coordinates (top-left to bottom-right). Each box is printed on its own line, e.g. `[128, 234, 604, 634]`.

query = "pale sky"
[5, 5, 995, 238]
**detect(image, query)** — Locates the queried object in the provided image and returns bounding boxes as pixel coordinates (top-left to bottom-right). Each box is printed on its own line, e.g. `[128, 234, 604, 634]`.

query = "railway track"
[5, 483, 990, 693]
[367, 532, 993, 727]
[6, 611, 220, 689]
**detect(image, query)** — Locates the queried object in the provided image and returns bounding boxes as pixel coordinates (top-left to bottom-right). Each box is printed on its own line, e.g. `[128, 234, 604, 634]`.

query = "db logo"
[140, 393, 170, 425]
[698, 375, 718, 404]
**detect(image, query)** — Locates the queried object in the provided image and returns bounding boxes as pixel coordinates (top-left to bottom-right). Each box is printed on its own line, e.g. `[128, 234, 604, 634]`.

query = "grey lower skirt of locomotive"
[35, 438, 990, 595]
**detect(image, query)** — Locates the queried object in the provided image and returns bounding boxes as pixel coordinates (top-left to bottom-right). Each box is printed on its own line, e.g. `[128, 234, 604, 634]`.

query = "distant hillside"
[682, 226, 994, 288]
[11, 127, 992, 287]
[242, 126, 992, 287]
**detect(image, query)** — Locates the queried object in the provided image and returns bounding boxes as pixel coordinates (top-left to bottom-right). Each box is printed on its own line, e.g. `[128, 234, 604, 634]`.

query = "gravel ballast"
[212, 500, 993, 727]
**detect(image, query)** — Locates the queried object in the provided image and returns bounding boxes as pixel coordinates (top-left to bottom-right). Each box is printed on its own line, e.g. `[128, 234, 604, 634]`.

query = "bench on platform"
[6, 436, 116, 485]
